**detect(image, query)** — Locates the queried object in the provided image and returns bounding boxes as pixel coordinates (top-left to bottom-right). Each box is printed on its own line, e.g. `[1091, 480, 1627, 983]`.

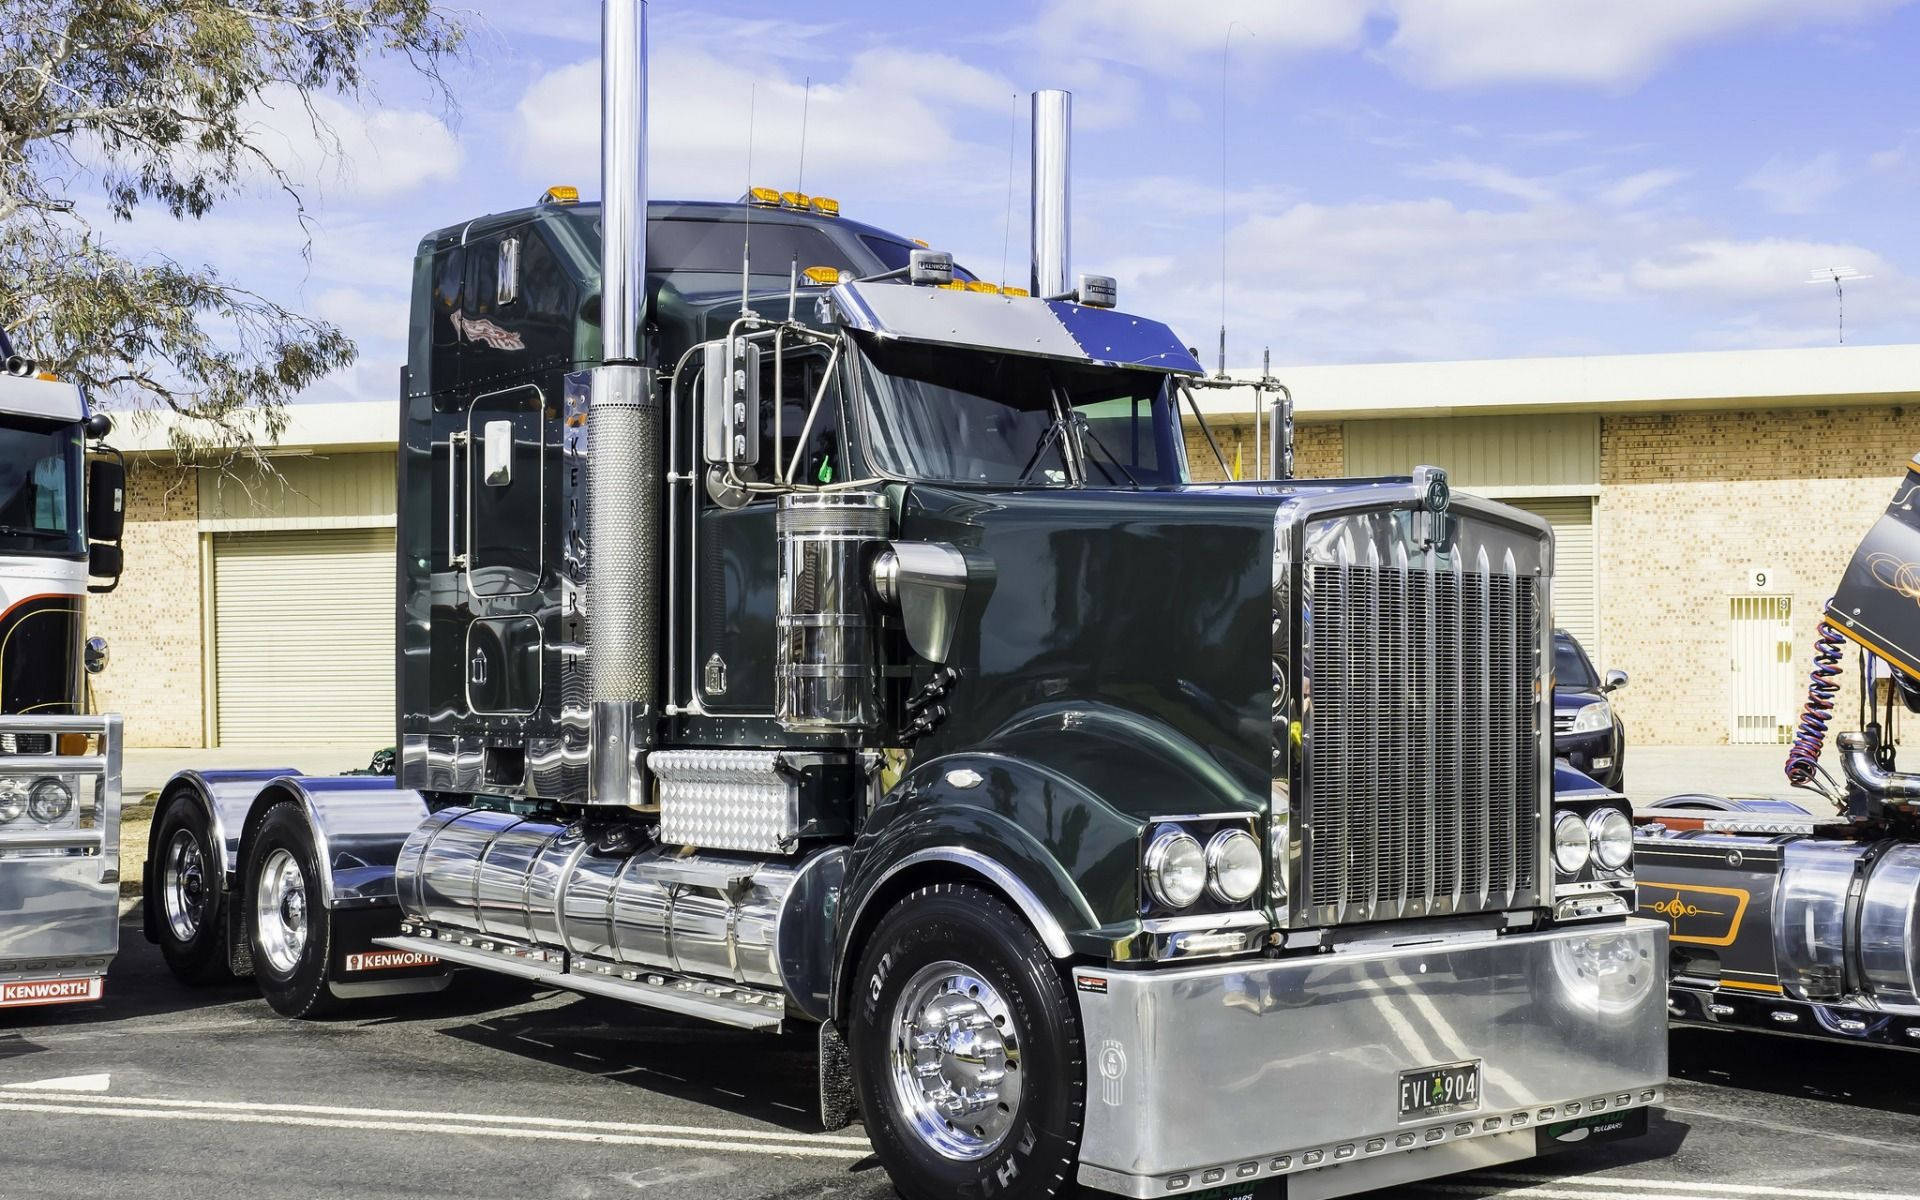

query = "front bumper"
[1073, 917, 1668, 1198]
[0, 715, 123, 1009]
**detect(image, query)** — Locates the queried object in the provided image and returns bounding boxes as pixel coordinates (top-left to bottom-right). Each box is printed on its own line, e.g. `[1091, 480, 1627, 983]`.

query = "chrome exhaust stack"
[587, 0, 657, 806]
[1029, 89, 1072, 300]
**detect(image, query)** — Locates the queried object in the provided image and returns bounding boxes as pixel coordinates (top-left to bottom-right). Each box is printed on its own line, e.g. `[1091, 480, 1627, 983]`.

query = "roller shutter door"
[212, 529, 394, 746]
[1512, 497, 1597, 653]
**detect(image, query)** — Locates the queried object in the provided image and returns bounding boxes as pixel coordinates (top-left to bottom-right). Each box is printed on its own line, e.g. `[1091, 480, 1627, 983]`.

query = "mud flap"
[327, 907, 451, 1000]
[818, 1020, 855, 1131]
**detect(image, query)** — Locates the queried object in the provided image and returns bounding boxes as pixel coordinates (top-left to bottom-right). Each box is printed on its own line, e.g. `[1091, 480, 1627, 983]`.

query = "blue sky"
[119, 0, 1920, 403]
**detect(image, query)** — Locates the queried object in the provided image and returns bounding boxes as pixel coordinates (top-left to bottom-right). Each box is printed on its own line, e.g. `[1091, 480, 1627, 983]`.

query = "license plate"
[1398, 1061, 1481, 1119]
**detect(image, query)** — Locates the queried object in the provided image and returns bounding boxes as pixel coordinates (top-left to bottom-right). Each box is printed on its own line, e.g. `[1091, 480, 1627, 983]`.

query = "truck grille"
[1304, 561, 1543, 924]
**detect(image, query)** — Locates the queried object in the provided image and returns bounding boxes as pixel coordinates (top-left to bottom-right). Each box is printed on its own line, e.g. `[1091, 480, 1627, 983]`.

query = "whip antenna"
[1219, 21, 1254, 377]
[796, 75, 812, 195]
[1001, 91, 1018, 290]
[740, 83, 757, 315]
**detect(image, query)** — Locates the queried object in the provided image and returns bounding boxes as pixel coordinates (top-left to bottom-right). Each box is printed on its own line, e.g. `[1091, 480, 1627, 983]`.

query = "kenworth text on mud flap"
[139, 4, 1666, 1197]
[0, 330, 128, 1010]
[1638, 452, 1920, 1052]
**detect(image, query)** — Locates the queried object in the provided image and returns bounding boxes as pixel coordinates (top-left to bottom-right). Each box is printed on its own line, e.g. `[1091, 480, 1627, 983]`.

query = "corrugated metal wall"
[198, 452, 396, 532]
[210, 528, 395, 747]
[1341, 415, 1601, 653]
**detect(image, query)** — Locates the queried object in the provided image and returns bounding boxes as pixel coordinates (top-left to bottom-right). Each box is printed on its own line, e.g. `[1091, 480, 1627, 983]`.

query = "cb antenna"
[1806, 266, 1871, 344]
[795, 75, 812, 196]
[740, 83, 757, 316]
[1219, 20, 1254, 377]
[1001, 91, 1019, 290]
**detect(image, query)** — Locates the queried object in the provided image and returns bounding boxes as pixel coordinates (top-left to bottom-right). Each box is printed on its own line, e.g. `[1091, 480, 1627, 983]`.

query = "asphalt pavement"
[0, 910, 1916, 1200]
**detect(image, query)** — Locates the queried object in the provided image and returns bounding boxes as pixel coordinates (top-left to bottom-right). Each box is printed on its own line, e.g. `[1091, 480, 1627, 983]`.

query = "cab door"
[694, 345, 845, 714]
[457, 382, 547, 716]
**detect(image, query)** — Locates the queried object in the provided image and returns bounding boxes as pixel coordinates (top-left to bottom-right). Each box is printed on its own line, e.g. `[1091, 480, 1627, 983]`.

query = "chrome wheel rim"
[888, 960, 1023, 1161]
[162, 827, 207, 942]
[254, 848, 309, 976]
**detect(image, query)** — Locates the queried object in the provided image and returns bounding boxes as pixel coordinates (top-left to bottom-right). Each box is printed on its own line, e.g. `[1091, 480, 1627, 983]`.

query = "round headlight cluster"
[28, 778, 72, 824]
[1205, 829, 1263, 904]
[1552, 811, 1592, 875]
[1145, 829, 1206, 908]
[0, 779, 26, 824]
[1587, 808, 1633, 871]
[1147, 826, 1263, 909]
[0, 777, 76, 825]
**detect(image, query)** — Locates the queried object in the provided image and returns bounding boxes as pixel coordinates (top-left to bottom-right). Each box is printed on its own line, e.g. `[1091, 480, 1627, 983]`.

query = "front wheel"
[245, 801, 338, 1018]
[849, 883, 1084, 1200]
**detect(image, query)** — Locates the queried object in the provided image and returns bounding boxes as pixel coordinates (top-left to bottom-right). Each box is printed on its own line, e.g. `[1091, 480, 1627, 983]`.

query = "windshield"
[1554, 634, 1598, 691]
[0, 419, 82, 557]
[852, 335, 1186, 487]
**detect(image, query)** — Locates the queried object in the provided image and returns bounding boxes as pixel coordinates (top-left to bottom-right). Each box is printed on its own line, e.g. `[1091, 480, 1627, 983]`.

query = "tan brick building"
[1190, 343, 1920, 754]
[94, 344, 1920, 756]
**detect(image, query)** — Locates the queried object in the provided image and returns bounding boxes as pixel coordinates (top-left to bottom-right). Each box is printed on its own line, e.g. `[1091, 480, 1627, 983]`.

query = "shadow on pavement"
[1670, 1025, 1920, 1117]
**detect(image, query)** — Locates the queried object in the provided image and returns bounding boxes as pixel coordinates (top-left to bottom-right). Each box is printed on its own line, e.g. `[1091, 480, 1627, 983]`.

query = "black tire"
[152, 795, 230, 984]
[849, 883, 1083, 1200]
[245, 801, 339, 1019]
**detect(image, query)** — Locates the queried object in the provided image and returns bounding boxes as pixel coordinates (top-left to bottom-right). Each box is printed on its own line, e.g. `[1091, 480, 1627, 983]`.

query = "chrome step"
[374, 930, 785, 1031]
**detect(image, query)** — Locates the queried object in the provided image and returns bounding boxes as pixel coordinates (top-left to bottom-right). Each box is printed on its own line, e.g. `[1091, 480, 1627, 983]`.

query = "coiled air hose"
[1785, 616, 1846, 797]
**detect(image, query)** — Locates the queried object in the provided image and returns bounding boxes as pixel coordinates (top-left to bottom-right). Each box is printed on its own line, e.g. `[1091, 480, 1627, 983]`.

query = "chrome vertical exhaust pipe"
[1029, 89, 1071, 299]
[587, 0, 657, 806]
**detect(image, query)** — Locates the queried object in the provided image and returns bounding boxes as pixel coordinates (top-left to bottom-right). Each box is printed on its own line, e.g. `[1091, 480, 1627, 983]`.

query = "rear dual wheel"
[246, 801, 339, 1018]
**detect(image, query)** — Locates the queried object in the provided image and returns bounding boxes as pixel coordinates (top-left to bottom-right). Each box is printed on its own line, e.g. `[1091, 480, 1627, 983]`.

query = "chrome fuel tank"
[393, 808, 840, 1012]
[1778, 839, 1920, 1010]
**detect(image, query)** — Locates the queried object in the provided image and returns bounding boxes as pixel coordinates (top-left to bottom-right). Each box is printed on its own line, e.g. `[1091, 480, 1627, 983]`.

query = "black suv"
[1554, 629, 1627, 790]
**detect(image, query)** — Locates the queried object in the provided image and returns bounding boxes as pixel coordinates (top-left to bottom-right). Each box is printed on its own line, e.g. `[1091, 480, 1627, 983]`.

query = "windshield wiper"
[0, 525, 71, 542]
[1074, 415, 1139, 488]
[1016, 417, 1070, 484]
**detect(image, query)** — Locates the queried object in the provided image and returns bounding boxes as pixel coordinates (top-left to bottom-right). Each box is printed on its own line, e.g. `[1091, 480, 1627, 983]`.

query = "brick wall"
[89, 460, 203, 747]
[1184, 417, 1344, 481]
[1598, 404, 1920, 749]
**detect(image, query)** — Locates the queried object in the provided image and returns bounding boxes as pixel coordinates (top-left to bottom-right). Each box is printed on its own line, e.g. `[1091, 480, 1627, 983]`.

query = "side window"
[464, 242, 498, 320]
[763, 349, 842, 486]
[516, 231, 578, 363]
[432, 247, 466, 351]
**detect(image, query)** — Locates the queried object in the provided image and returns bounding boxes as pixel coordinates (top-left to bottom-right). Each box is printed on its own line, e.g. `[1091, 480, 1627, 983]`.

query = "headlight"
[27, 777, 72, 824]
[1145, 828, 1206, 908]
[1568, 701, 1612, 735]
[1205, 829, 1262, 904]
[1553, 811, 1592, 875]
[0, 779, 25, 824]
[1587, 808, 1633, 871]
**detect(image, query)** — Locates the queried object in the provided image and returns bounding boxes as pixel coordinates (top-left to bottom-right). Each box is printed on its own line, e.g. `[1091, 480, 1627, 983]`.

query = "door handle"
[448, 429, 470, 569]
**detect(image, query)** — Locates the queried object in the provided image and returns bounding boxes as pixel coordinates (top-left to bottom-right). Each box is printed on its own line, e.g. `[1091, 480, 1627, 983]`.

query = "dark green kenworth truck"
[141, 5, 1667, 1198]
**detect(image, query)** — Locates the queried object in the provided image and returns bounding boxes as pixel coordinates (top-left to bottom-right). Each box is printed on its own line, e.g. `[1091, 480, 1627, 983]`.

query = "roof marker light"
[541, 185, 579, 205]
[803, 265, 841, 285]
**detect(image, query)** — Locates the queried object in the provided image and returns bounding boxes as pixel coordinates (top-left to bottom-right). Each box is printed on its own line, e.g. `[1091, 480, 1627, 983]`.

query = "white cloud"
[1599, 167, 1689, 207]
[1742, 150, 1846, 213]
[241, 86, 463, 201]
[1037, 0, 1912, 88]
[1035, 0, 1372, 68]
[1629, 238, 1887, 295]
[1383, 0, 1912, 87]
[512, 47, 1014, 201]
[1408, 157, 1556, 204]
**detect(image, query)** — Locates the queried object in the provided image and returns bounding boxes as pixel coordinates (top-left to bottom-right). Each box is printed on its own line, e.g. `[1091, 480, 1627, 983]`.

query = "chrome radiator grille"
[1304, 560, 1542, 924]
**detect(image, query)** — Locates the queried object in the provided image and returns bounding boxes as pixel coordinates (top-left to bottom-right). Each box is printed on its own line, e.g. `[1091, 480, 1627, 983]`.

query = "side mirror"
[88, 542, 123, 582]
[83, 636, 109, 676]
[1604, 669, 1628, 693]
[701, 337, 761, 468]
[87, 456, 125, 543]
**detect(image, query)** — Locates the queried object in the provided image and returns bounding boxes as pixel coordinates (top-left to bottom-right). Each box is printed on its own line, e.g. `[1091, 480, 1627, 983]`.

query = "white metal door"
[212, 528, 396, 747]
[1729, 595, 1794, 744]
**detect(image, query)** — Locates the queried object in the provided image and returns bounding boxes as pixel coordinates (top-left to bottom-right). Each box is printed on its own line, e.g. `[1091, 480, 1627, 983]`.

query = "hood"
[897, 483, 1280, 819]
[1554, 687, 1607, 714]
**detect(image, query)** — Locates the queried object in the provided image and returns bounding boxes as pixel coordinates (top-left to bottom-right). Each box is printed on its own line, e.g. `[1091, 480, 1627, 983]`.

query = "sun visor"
[1827, 454, 1920, 679]
[830, 281, 1202, 374]
[0, 373, 86, 423]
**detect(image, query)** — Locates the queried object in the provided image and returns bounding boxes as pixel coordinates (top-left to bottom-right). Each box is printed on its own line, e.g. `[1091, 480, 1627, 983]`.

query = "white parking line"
[1474, 1174, 1920, 1200]
[0, 1090, 873, 1160]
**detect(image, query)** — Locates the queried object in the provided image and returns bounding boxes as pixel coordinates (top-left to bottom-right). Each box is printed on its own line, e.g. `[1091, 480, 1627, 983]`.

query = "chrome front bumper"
[1073, 917, 1668, 1198]
[0, 716, 122, 1008]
